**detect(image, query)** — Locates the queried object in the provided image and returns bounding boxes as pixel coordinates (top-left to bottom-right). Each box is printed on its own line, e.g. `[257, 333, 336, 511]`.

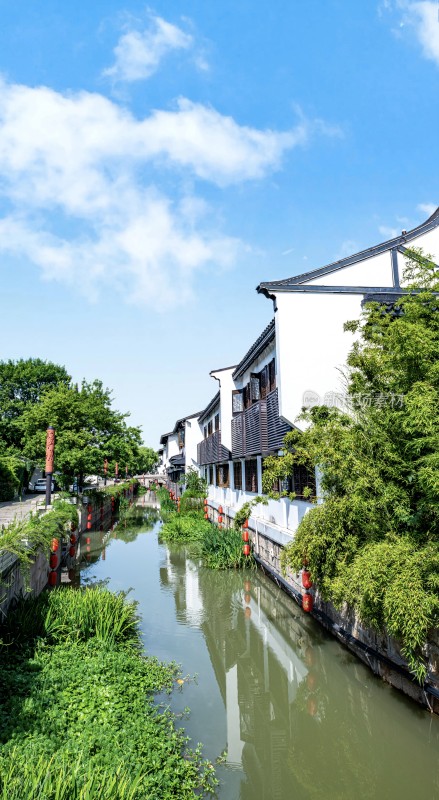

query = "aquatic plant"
[160, 513, 211, 543]
[0, 587, 217, 799]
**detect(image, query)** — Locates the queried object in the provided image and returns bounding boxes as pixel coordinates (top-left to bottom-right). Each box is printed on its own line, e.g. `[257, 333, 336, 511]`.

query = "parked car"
[29, 478, 55, 493]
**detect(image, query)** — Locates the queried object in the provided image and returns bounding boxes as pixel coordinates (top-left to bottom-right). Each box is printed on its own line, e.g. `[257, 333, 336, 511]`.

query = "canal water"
[78, 499, 439, 800]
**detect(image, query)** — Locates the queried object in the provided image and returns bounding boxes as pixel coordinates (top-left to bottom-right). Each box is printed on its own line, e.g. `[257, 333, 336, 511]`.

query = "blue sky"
[0, 0, 437, 447]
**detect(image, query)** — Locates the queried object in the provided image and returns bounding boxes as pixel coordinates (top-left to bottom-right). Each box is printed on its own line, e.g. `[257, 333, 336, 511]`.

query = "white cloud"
[382, 1, 439, 65]
[417, 202, 437, 217]
[104, 15, 193, 82]
[379, 225, 399, 239]
[407, 1, 439, 65]
[0, 78, 331, 307]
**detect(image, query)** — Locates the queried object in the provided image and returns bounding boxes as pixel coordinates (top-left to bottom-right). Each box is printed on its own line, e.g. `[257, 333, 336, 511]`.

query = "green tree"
[18, 380, 142, 488]
[0, 358, 70, 451]
[132, 446, 159, 474]
[265, 248, 439, 680]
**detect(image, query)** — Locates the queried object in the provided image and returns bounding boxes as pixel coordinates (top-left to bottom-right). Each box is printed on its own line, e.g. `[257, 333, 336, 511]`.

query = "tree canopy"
[264, 249, 439, 681]
[0, 358, 70, 451]
[18, 379, 143, 487]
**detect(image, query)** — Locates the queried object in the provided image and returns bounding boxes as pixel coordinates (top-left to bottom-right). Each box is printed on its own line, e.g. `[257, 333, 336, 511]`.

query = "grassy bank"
[0, 587, 216, 799]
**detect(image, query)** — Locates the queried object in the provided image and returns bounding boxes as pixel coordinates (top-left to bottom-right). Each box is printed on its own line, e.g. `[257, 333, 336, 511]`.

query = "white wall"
[210, 368, 235, 451]
[274, 291, 360, 428]
[184, 416, 203, 472]
[305, 250, 394, 286]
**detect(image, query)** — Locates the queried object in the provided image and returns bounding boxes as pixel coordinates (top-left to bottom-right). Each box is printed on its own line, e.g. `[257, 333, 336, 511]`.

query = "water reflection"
[76, 505, 439, 800]
[159, 544, 439, 800]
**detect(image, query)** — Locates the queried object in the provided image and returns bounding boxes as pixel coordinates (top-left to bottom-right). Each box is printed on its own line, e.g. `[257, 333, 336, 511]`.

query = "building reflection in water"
[158, 545, 439, 800]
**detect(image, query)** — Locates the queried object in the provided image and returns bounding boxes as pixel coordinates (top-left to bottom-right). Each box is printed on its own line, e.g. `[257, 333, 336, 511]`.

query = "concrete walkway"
[0, 494, 46, 528]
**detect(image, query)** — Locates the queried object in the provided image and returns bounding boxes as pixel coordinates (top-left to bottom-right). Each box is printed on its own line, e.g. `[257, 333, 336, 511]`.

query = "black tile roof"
[257, 207, 439, 296]
[232, 319, 275, 380]
[198, 391, 220, 423]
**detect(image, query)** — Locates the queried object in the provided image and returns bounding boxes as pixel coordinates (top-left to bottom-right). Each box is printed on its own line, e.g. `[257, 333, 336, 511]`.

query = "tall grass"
[1, 586, 139, 648]
[0, 499, 77, 569]
[197, 525, 255, 570]
[159, 513, 211, 543]
[0, 754, 146, 800]
[156, 486, 177, 519]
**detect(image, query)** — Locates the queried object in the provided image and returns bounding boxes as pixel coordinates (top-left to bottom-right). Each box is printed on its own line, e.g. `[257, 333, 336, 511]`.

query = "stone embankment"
[0, 484, 137, 619]
[205, 499, 439, 714]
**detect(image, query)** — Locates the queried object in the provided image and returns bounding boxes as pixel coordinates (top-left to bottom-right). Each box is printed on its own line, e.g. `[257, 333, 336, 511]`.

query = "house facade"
[257, 207, 439, 429]
[160, 207, 439, 540]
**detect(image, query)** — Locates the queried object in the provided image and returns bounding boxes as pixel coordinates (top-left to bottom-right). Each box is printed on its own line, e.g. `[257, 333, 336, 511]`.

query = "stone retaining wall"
[207, 500, 439, 714]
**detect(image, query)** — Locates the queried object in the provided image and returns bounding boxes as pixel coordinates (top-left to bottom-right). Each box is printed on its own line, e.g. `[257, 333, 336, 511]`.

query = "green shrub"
[160, 513, 211, 543]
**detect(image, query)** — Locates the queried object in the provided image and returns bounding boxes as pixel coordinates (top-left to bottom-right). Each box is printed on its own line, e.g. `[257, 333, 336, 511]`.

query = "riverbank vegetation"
[263, 249, 439, 681]
[0, 499, 77, 568]
[0, 587, 217, 799]
[157, 484, 257, 569]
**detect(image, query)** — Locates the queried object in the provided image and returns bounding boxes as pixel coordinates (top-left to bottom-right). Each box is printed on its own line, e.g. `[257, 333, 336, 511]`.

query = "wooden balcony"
[231, 389, 290, 458]
[197, 430, 231, 465]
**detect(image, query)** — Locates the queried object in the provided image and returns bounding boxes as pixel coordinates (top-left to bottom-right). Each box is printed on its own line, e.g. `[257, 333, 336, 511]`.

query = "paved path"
[0, 494, 47, 528]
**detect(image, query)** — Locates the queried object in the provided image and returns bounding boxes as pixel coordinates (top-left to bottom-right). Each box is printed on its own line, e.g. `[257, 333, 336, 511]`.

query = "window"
[214, 413, 220, 432]
[217, 463, 229, 488]
[204, 425, 207, 439]
[232, 390, 244, 414]
[209, 466, 214, 485]
[233, 461, 242, 490]
[243, 384, 251, 410]
[208, 420, 213, 436]
[292, 464, 316, 498]
[260, 365, 269, 399]
[270, 465, 316, 498]
[245, 459, 258, 493]
[268, 359, 276, 392]
[250, 374, 261, 402]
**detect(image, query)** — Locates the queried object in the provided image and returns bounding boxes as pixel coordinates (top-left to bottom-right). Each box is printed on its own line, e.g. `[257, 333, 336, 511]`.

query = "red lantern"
[49, 553, 58, 569]
[307, 697, 317, 717]
[48, 571, 57, 587]
[86, 537, 91, 545]
[243, 544, 251, 556]
[204, 512, 208, 520]
[244, 606, 251, 619]
[86, 521, 92, 530]
[302, 570, 313, 589]
[70, 521, 77, 532]
[203, 498, 208, 506]
[242, 519, 249, 529]
[244, 592, 251, 604]
[242, 530, 249, 542]
[303, 593, 313, 613]
[51, 537, 59, 552]
[69, 546, 76, 557]
[218, 515, 223, 524]
[307, 673, 317, 691]
[70, 534, 77, 544]
[244, 580, 251, 592]
[218, 505, 223, 515]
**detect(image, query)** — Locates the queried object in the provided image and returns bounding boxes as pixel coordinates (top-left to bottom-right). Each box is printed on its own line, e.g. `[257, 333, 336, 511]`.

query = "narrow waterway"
[77, 499, 439, 800]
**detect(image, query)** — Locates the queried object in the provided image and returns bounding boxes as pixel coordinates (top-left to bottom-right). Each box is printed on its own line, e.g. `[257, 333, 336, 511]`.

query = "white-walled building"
[257, 207, 439, 428]
[160, 207, 439, 540]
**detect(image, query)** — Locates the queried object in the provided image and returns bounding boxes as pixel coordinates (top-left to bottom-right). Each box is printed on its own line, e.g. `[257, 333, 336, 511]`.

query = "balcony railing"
[231, 389, 291, 458]
[266, 388, 291, 450]
[197, 430, 231, 465]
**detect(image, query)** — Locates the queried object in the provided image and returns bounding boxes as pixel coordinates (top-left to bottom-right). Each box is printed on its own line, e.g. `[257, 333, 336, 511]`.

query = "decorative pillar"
[45, 426, 55, 507]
